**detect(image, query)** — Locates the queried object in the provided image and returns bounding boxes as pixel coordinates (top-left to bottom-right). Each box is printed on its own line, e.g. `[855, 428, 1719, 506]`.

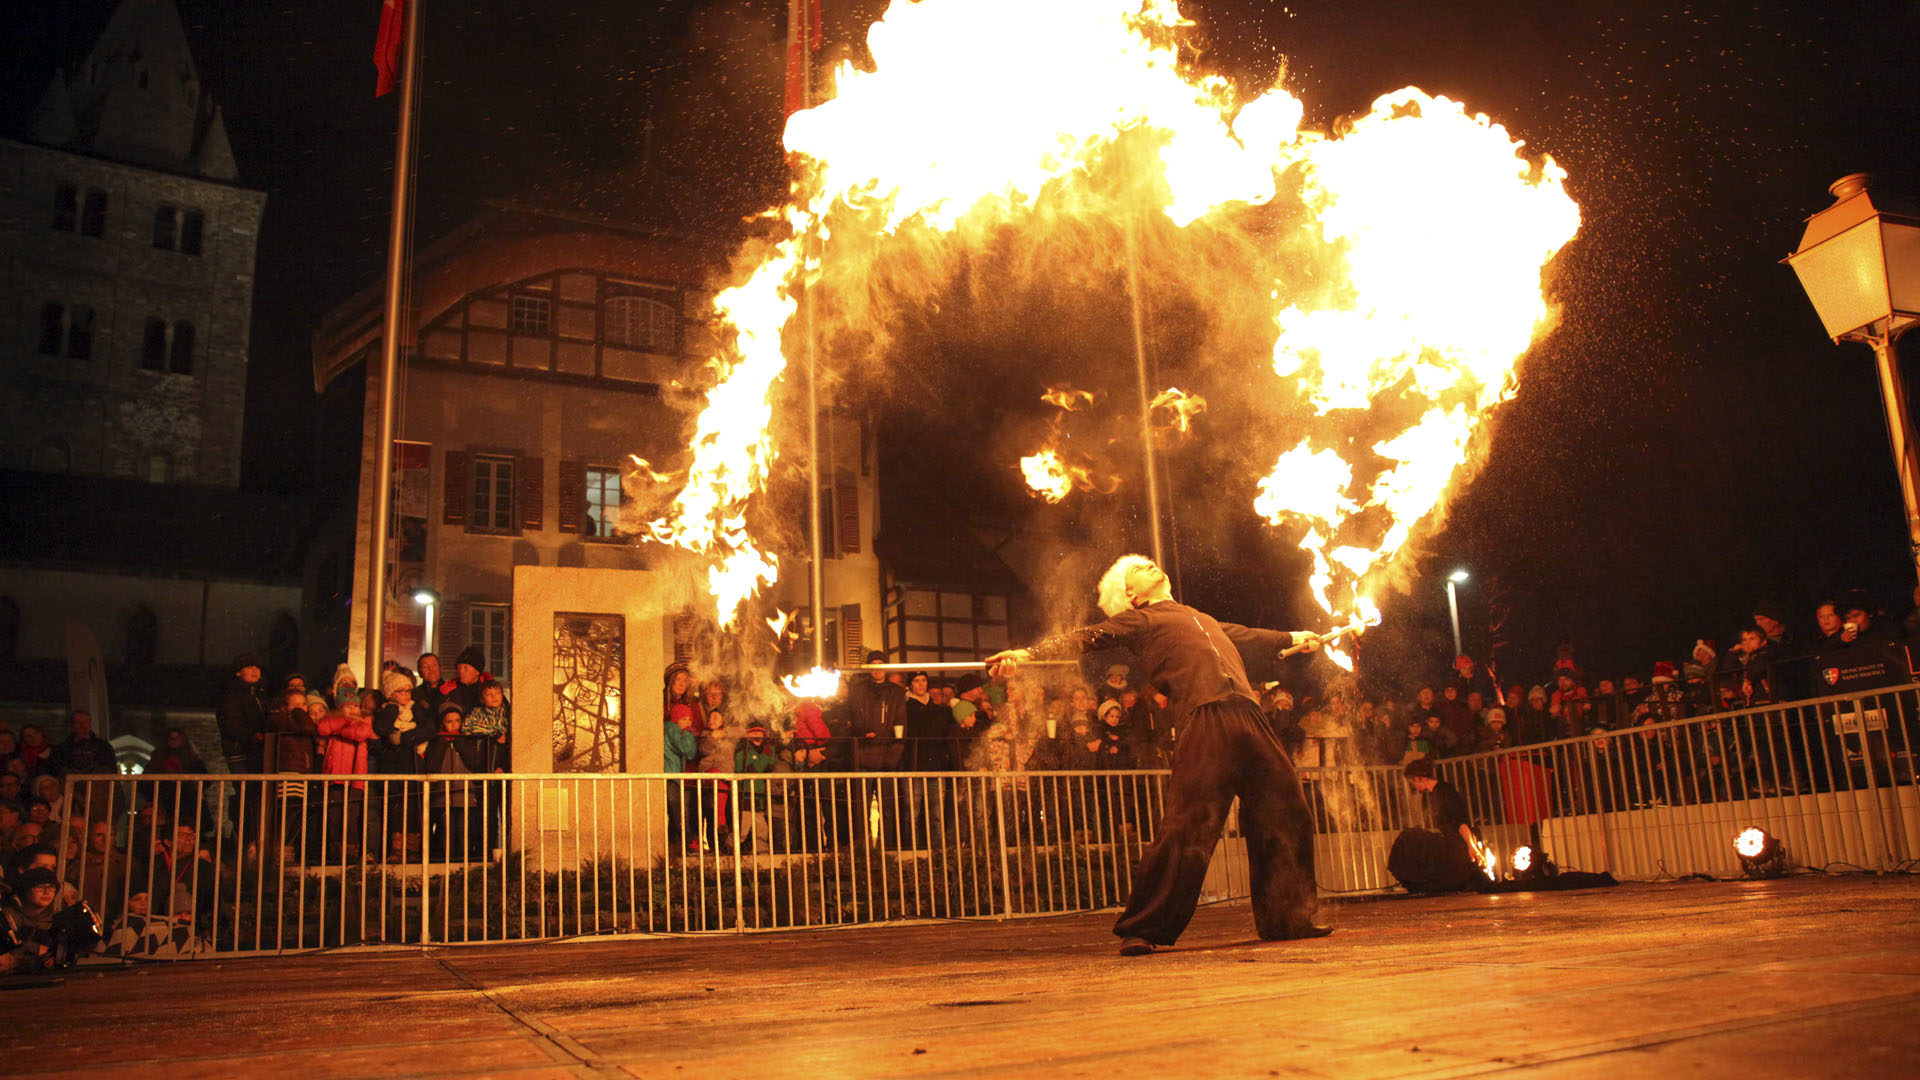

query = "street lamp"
[1444, 569, 1469, 659]
[412, 588, 439, 656]
[1785, 173, 1920, 583]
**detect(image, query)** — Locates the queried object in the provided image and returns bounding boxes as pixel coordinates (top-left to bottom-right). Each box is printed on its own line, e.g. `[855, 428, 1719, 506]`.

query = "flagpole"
[795, 0, 828, 673]
[366, 0, 423, 683]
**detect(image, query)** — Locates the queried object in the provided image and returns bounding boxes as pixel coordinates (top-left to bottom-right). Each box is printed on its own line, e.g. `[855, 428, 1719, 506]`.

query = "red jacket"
[317, 713, 374, 785]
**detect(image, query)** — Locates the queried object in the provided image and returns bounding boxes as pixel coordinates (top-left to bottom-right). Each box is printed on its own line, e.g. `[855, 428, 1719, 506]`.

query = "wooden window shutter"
[557, 459, 585, 533]
[519, 456, 544, 531]
[438, 599, 468, 657]
[836, 473, 861, 555]
[674, 613, 696, 665]
[841, 603, 863, 666]
[443, 450, 470, 525]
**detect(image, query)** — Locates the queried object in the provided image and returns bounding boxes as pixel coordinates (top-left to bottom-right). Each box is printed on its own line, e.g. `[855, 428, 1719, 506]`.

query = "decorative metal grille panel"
[552, 613, 624, 772]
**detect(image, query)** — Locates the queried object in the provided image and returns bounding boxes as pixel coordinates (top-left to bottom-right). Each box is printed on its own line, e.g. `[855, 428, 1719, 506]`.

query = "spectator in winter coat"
[463, 682, 512, 772]
[329, 664, 360, 709]
[1437, 684, 1476, 742]
[1096, 698, 1136, 769]
[445, 646, 493, 715]
[790, 702, 831, 771]
[1814, 601, 1846, 650]
[663, 664, 702, 729]
[271, 691, 320, 772]
[733, 722, 777, 804]
[416, 704, 487, 773]
[1733, 624, 1780, 705]
[849, 651, 906, 771]
[902, 673, 952, 771]
[218, 653, 269, 773]
[317, 703, 375, 787]
[1449, 655, 1495, 703]
[663, 704, 700, 772]
[148, 728, 207, 774]
[372, 671, 427, 773]
[53, 711, 117, 775]
[414, 653, 447, 714]
[14, 726, 54, 777]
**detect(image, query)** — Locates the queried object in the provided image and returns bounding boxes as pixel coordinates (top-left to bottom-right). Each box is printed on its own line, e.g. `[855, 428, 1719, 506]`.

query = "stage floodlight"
[1734, 826, 1785, 878]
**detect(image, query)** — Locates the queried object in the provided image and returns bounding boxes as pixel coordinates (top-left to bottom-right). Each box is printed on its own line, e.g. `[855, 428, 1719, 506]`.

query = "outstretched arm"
[1219, 623, 1321, 684]
[987, 608, 1149, 676]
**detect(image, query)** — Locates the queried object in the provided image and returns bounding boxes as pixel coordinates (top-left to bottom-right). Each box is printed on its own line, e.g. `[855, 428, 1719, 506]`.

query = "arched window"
[38, 302, 64, 355]
[0, 597, 18, 661]
[145, 453, 170, 483]
[33, 440, 70, 473]
[169, 320, 195, 374]
[125, 605, 158, 668]
[603, 294, 676, 352]
[52, 185, 76, 231]
[66, 306, 94, 360]
[180, 209, 204, 255]
[141, 317, 167, 370]
[80, 189, 107, 237]
[152, 204, 177, 250]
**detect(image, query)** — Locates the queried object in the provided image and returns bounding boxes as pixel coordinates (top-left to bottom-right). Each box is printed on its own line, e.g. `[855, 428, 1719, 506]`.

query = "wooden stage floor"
[8, 876, 1918, 1078]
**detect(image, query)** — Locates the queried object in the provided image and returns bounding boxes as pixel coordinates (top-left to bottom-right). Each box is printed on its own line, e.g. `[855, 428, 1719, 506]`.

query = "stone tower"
[2, 0, 264, 487]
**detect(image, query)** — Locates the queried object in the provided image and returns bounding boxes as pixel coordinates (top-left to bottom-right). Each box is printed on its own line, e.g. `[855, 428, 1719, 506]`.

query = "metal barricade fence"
[1430, 684, 1920, 878]
[53, 686, 1918, 958]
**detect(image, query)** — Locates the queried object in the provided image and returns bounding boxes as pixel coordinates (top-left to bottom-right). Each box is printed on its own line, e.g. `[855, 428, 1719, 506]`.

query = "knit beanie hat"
[381, 670, 416, 697]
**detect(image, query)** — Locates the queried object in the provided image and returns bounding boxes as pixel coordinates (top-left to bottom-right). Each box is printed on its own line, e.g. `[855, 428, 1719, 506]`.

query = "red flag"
[375, 0, 406, 98]
[784, 0, 823, 116]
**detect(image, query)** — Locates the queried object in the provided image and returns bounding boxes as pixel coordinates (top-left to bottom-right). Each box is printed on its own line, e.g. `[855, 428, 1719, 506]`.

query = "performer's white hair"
[1097, 554, 1164, 617]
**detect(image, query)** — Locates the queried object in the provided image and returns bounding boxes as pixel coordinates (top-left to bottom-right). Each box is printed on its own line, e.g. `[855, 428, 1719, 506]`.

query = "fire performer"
[988, 554, 1332, 956]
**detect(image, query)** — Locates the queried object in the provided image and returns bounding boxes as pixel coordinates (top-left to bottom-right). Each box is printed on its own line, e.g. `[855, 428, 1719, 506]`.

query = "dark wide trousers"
[1113, 697, 1319, 945]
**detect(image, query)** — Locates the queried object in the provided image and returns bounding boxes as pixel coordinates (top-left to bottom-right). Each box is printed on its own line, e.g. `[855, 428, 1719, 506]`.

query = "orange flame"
[782, 666, 841, 699]
[1042, 385, 1095, 411]
[646, 0, 1577, 637]
[1149, 387, 1206, 434]
[1255, 90, 1578, 646]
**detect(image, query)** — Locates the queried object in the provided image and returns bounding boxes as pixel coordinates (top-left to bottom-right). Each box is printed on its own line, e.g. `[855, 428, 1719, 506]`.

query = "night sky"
[8, 0, 1918, 694]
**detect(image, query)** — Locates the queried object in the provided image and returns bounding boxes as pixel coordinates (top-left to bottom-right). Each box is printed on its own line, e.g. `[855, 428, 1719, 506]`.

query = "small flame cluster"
[1020, 384, 1120, 504]
[642, 0, 1578, 649]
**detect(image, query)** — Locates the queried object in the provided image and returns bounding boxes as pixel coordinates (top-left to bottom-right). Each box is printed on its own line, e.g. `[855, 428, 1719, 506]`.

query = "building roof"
[310, 202, 726, 392]
[26, 0, 238, 181]
[0, 469, 306, 582]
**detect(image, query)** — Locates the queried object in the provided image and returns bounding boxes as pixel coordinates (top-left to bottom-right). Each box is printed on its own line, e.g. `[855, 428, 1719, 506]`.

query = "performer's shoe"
[1118, 937, 1156, 956]
[1259, 925, 1334, 941]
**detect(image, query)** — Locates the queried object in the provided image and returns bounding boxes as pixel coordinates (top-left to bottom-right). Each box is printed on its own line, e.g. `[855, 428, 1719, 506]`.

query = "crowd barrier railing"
[51, 684, 1919, 958]
[1429, 683, 1920, 879]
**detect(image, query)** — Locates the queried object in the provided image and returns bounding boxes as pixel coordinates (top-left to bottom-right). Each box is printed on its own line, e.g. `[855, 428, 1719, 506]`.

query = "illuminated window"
[584, 465, 622, 540]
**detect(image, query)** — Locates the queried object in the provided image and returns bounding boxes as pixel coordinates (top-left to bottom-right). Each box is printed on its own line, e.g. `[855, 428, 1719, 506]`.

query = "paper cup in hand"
[893, 724, 905, 739]
[1046, 719, 1058, 739]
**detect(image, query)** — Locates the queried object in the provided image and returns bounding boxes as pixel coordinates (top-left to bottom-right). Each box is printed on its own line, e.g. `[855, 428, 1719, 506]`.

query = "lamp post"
[1785, 173, 1920, 584]
[1445, 568, 1469, 659]
[412, 589, 439, 657]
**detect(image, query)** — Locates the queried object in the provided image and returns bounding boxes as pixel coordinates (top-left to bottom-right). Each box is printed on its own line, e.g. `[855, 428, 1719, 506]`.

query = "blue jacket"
[663, 721, 699, 772]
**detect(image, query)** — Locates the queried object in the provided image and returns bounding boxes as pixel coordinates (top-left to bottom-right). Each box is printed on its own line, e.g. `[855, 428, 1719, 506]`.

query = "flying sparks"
[642, 0, 1578, 642]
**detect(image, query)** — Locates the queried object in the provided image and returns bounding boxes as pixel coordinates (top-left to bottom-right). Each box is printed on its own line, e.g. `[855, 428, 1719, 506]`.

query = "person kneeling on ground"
[1388, 757, 1486, 894]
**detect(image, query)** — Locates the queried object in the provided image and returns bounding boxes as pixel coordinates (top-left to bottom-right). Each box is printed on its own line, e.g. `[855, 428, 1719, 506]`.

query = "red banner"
[375, 0, 406, 97]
